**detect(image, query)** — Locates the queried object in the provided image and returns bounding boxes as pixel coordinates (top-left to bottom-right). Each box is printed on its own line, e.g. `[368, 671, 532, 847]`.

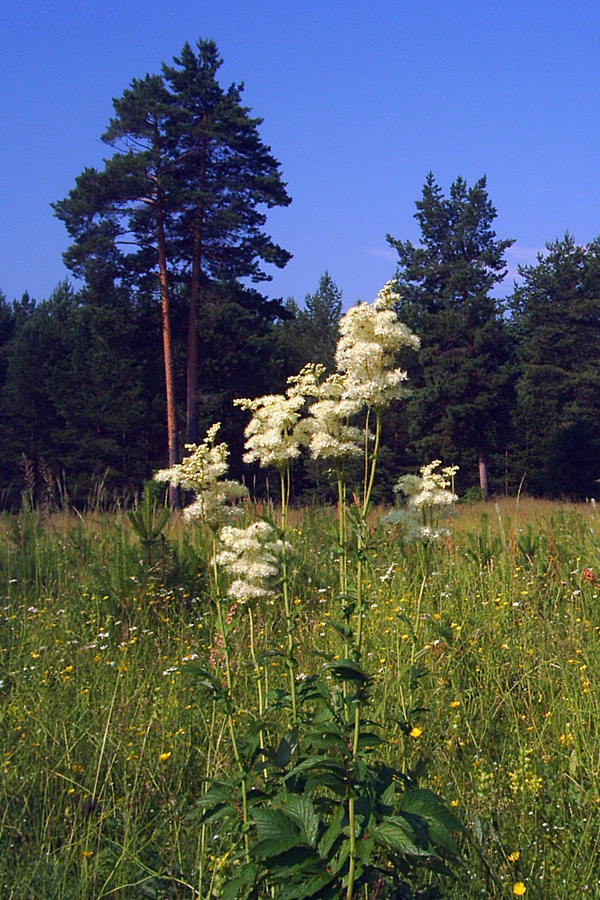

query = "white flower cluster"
[154, 423, 247, 528]
[384, 460, 459, 543]
[290, 364, 363, 463]
[213, 520, 282, 603]
[234, 391, 305, 470]
[335, 282, 420, 409]
[234, 284, 420, 471]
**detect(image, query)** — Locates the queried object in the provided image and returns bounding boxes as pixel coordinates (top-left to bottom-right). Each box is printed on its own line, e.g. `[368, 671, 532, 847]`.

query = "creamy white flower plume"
[335, 282, 420, 409]
[154, 423, 247, 529]
[383, 460, 459, 543]
[214, 520, 283, 602]
[235, 392, 305, 469]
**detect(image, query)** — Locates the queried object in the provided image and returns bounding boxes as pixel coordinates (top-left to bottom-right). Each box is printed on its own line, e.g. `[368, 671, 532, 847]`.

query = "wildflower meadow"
[2, 286, 600, 899]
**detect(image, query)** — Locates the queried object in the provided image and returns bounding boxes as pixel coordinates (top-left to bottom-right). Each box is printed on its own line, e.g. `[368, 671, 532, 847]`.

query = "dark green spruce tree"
[300, 271, 343, 372]
[508, 233, 600, 498]
[54, 38, 291, 493]
[272, 272, 343, 380]
[0, 282, 152, 506]
[388, 174, 514, 498]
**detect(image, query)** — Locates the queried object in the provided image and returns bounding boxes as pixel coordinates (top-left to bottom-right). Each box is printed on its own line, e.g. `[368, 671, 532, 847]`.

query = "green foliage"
[387, 174, 515, 497]
[195, 664, 462, 900]
[275, 272, 343, 378]
[0, 282, 158, 507]
[54, 38, 292, 455]
[4, 500, 600, 896]
[508, 233, 600, 498]
[128, 481, 171, 570]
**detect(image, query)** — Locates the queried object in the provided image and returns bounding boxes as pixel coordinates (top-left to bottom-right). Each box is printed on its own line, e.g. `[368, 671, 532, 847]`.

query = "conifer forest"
[5, 37, 600, 900]
[1, 38, 598, 509]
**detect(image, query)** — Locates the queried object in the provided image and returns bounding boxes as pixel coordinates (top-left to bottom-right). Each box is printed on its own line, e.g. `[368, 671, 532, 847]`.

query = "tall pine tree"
[54, 38, 291, 487]
[388, 174, 514, 498]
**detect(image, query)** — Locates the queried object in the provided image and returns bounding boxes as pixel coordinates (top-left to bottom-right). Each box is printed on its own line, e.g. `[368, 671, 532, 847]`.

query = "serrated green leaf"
[276, 871, 336, 900]
[253, 807, 300, 845]
[304, 772, 348, 796]
[318, 807, 345, 859]
[253, 834, 304, 860]
[284, 794, 320, 846]
[380, 781, 396, 810]
[371, 818, 429, 856]
[399, 789, 463, 835]
[274, 735, 293, 767]
[196, 800, 235, 826]
[357, 731, 382, 750]
[261, 847, 319, 880]
[354, 833, 375, 864]
[221, 862, 259, 900]
[285, 755, 345, 778]
[328, 834, 351, 875]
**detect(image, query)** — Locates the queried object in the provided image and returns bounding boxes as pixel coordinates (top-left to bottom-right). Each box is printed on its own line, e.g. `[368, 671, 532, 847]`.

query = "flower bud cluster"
[154, 423, 247, 529]
[213, 521, 282, 603]
[384, 460, 459, 543]
[335, 282, 420, 409]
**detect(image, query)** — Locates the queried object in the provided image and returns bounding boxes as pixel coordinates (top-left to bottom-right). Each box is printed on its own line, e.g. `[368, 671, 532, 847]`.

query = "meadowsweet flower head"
[383, 460, 458, 543]
[335, 282, 420, 409]
[154, 423, 247, 529]
[214, 521, 283, 603]
[405, 461, 459, 510]
[286, 362, 327, 400]
[235, 391, 305, 470]
[298, 371, 364, 462]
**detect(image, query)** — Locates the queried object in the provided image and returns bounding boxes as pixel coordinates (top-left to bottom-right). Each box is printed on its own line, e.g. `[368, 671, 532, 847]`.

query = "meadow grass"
[1, 498, 600, 898]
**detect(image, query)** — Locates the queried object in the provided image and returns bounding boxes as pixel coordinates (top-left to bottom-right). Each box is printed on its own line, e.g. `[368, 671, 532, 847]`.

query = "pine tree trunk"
[186, 135, 207, 446]
[186, 217, 201, 445]
[156, 196, 180, 508]
[478, 449, 490, 501]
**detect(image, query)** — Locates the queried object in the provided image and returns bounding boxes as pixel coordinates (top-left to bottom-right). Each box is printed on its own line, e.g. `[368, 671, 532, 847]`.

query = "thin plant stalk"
[210, 545, 250, 863]
[247, 605, 266, 758]
[337, 472, 348, 597]
[347, 406, 382, 900]
[279, 466, 298, 726]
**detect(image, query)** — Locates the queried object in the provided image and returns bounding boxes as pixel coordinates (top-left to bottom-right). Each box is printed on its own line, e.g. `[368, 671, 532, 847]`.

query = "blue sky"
[2, 0, 600, 309]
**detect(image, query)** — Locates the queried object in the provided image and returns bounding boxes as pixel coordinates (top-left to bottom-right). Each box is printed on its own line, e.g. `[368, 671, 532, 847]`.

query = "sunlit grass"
[2, 499, 600, 897]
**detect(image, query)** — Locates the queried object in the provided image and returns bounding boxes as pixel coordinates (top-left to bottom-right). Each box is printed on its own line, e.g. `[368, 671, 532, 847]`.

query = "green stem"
[211, 543, 249, 862]
[347, 407, 382, 900]
[248, 605, 266, 763]
[248, 606, 264, 719]
[280, 467, 297, 725]
[346, 792, 357, 900]
[337, 472, 348, 597]
[362, 408, 382, 519]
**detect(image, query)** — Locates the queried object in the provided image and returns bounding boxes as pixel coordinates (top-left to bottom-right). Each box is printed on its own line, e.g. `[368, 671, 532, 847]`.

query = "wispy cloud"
[365, 246, 397, 262]
[503, 244, 547, 285]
